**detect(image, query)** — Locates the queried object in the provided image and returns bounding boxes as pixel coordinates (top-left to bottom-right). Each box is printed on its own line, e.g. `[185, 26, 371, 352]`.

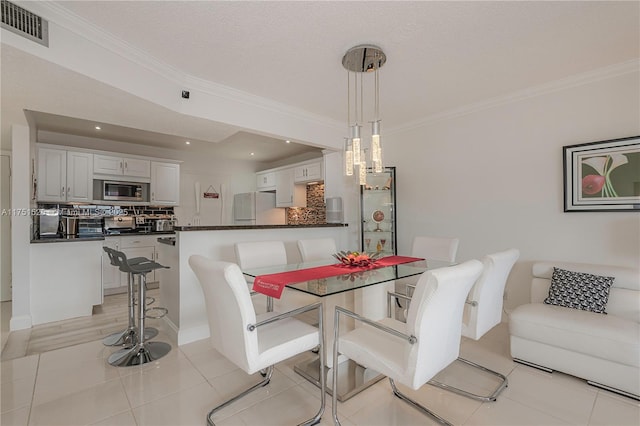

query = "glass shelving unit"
[360, 166, 397, 255]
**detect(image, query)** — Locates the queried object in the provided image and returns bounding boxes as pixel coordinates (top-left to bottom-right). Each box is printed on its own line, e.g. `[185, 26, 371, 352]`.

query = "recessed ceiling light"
[185, 141, 191, 145]
[250, 152, 255, 156]
[285, 140, 291, 144]
[95, 126, 101, 130]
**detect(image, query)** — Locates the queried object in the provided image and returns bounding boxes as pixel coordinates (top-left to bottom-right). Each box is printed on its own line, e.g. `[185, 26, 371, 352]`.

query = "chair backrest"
[297, 238, 337, 262]
[235, 241, 287, 270]
[411, 236, 460, 262]
[103, 246, 120, 267]
[462, 249, 520, 340]
[405, 259, 483, 389]
[188, 255, 258, 373]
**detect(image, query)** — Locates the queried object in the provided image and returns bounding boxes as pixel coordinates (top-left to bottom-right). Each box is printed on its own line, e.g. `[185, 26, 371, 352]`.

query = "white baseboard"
[9, 314, 32, 331]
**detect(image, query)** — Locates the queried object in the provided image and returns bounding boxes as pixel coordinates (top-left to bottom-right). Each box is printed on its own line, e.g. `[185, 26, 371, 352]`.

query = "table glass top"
[242, 258, 453, 297]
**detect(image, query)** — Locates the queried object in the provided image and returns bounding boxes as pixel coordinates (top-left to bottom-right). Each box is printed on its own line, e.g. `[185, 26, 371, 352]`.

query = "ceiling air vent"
[1, 0, 48, 47]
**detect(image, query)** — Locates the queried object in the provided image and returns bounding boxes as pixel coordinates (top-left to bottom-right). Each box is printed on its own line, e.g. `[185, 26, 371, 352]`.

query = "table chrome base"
[108, 341, 171, 367]
[294, 357, 384, 402]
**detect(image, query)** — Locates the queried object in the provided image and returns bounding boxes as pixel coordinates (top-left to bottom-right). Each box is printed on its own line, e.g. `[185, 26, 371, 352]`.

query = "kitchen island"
[158, 223, 352, 345]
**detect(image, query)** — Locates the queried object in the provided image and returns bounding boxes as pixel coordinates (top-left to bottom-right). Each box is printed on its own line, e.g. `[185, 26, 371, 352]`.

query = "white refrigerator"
[233, 192, 286, 225]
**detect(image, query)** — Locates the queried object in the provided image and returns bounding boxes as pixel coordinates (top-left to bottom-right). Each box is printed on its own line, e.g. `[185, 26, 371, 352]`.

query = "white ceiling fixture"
[343, 45, 386, 186]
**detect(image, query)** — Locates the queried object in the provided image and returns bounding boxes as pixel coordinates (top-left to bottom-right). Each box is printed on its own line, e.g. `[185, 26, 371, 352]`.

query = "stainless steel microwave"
[101, 180, 148, 202]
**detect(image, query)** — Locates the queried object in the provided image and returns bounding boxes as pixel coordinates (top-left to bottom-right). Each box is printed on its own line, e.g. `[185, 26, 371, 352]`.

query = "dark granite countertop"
[31, 230, 176, 244]
[31, 235, 105, 244]
[174, 223, 348, 231]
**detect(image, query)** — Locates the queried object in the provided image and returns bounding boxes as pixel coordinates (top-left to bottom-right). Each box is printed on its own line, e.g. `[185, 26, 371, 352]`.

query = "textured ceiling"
[2, 1, 638, 160]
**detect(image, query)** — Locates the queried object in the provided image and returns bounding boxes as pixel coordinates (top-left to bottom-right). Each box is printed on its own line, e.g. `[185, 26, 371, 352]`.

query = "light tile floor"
[1, 311, 639, 425]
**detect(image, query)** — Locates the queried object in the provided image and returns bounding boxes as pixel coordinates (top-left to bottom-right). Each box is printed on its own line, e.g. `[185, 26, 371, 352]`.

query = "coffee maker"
[38, 209, 60, 237]
[59, 216, 79, 236]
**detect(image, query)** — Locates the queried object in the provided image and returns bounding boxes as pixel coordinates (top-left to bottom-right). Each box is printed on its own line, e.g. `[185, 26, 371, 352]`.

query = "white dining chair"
[235, 240, 317, 313]
[331, 260, 483, 426]
[399, 236, 460, 317]
[411, 235, 460, 263]
[429, 248, 520, 401]
[189, 256, 326, 426]
[297, 237, 337, 262]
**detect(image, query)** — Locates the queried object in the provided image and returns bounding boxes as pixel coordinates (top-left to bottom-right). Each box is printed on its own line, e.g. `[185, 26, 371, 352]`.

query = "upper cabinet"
[275, 168, 306, 207]
[37, 147, 93, 202]
[94, 154, 150, 179]
[256, 171, 276, 191]
[150, 161, 180, 205]
[294, 160, 323, 183]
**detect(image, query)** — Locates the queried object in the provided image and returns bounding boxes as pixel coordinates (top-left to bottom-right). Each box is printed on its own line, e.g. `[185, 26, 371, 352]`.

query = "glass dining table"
[242, 257, 452, 401]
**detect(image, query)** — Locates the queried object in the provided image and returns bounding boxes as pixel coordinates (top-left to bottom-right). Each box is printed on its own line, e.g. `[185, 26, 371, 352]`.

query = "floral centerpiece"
[333, 250, 382, 267]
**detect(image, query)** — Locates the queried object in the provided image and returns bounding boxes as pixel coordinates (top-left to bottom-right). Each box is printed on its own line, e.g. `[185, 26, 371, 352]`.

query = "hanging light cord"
[375, 68, 380, 121]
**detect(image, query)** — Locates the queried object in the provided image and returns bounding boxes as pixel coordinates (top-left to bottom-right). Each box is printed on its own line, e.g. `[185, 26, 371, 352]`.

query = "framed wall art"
[563, 136, 640, 212]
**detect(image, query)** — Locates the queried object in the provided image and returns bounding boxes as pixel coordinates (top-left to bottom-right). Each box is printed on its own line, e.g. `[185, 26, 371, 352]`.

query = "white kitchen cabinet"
[37, 148, 93, 202]
[294, 160, 323, 183]
[150, 161, 180, 205]
[275, 168, 306, 207]
[66, 151, 94, 202]
[94, 154, 150, 178]
[256, 171, 276, 191]
[31, 240, 103, 325]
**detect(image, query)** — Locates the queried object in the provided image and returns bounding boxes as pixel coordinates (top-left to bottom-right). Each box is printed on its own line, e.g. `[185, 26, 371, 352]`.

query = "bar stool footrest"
[145, 307, 168, 319]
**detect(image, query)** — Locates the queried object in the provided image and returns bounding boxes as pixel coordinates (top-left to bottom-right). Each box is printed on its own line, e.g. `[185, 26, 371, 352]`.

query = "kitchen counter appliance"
[38, 209, 60, 237]
[99, 180, 148, 202]
[233, 192, 285, 225]
[60, 216, 79, 236]
[104, 216, 136, 234]
[154, 219, 175, 232]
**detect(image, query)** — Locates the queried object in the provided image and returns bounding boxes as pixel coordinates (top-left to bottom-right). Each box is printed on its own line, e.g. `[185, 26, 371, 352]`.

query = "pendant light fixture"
[342, 44, 386, 184]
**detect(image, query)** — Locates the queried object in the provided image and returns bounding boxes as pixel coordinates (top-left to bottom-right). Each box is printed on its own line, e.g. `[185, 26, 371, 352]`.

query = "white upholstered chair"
[235, 240, 288, 272]
[235, 240, 317, 314]
[429, 248, 520, 402]
[403, 236, 460, 298]
[297, 238, 338, 262]
[332, 260, 483, 426]
[411, 236, 460, 262]
[189, 256, 326, 426]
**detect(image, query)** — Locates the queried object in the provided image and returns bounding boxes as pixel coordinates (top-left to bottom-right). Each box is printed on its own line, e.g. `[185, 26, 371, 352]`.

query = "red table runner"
[252, 255, 424, 298]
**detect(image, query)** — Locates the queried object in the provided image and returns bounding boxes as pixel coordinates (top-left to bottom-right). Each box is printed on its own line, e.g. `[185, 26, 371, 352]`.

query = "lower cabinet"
[31, 240, 103, 325]
[103, 235, 161, 295]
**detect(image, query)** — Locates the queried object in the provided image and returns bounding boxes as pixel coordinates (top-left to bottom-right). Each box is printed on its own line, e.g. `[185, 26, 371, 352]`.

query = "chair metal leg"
[206, 366, 274, 426]
[299, 303, 325, 426]
[206, 305, 326, 426]
[428, 357, 508, 402]
[389, 378, 453, 426]
[331, 308, 342, 426]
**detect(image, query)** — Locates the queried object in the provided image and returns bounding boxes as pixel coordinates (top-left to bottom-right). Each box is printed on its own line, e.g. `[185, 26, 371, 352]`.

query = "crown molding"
[29, 1, 343, 132]
[388, 59, 640, 135]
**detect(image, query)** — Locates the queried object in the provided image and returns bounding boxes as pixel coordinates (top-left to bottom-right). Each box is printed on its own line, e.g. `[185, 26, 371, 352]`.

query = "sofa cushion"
[509, 303, 639, 368]
[544, 267, 614, 314]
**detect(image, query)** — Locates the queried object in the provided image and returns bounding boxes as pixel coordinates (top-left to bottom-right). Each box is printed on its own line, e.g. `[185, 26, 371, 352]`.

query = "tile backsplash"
[286, 183, 326, 225]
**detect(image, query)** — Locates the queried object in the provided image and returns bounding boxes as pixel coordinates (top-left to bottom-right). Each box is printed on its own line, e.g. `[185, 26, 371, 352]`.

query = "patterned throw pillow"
[544, 267, 614, 314]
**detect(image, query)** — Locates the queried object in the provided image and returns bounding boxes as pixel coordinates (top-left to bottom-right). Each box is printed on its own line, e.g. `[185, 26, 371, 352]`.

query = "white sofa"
[509, 261, 640, 399]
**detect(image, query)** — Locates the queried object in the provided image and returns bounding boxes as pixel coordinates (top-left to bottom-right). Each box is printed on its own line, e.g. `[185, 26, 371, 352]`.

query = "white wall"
[10, 125, 32, 330]
[386, 70, 640, 311]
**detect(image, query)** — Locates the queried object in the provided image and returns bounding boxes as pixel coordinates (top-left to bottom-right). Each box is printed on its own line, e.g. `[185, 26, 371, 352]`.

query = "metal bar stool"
[102, 247, 159, 347]
[106, 249, 171, 367]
